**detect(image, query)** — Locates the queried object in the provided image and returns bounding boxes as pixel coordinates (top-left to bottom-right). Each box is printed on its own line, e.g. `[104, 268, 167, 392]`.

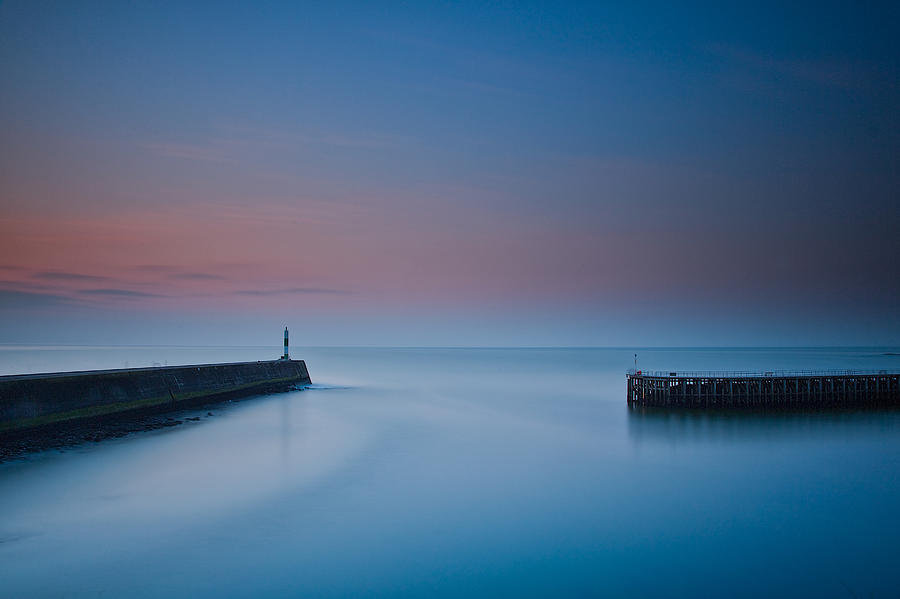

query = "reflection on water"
[628, 406, 900, 444]
[1, 346, 899, 598]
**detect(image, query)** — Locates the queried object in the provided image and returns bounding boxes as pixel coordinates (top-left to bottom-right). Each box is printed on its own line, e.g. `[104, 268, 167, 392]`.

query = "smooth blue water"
[1, 346, 899, 597]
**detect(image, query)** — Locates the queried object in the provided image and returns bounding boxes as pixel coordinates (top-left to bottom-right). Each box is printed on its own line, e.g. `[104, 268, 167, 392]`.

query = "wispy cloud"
[78, 288, 164, 298]
[234, 287, 351, 296]
[317, 134, 409, 150]
[134, 264, 178, 272]
[34, 271, 110, 282]
[0, 289, 74, 309]
[142, 142, 238, 163]
[168, 272, 227, 281]
[706, 43, 883, 91]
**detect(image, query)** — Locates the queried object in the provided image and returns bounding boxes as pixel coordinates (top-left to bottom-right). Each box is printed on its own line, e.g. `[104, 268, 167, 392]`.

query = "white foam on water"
[299, 382, 354, 391]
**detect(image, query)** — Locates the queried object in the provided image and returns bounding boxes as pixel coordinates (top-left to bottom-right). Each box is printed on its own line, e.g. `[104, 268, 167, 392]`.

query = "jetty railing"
[626, 368, 895, 378]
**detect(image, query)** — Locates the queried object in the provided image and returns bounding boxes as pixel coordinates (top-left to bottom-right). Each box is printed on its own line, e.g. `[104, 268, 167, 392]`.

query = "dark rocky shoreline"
[0, 407, 219, 462]
[0, 384, 306, 462]
[1, 373, 309, 463]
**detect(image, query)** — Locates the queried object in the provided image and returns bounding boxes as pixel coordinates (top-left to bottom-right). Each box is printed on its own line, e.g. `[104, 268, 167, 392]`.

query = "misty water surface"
[1, 346, 900, 597]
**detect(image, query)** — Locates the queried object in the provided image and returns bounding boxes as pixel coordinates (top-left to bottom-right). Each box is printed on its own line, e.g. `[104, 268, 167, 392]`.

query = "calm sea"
[1, 346, 899, 597]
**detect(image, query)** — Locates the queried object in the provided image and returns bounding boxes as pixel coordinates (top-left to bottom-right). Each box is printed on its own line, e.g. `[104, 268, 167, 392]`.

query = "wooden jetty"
[626, 369, 900, 409]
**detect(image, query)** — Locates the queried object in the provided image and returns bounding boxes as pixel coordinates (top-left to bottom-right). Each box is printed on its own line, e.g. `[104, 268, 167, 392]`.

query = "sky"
[0, 1, 898, 346]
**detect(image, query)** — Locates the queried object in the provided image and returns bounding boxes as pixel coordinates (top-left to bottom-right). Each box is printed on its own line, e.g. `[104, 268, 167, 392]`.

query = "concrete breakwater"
[0, 360, 311, 432]
[627, 369, 900, 409]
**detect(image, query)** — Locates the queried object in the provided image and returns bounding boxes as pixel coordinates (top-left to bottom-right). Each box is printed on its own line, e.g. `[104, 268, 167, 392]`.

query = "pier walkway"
[626, 369, 900, 409]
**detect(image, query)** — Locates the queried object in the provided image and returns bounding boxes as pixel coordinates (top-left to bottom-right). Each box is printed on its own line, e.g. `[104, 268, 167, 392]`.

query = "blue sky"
[0, 1, 897, 345]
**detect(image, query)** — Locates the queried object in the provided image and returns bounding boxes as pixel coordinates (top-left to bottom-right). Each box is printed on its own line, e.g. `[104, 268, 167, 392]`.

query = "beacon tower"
[283, 327, 289, 360]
